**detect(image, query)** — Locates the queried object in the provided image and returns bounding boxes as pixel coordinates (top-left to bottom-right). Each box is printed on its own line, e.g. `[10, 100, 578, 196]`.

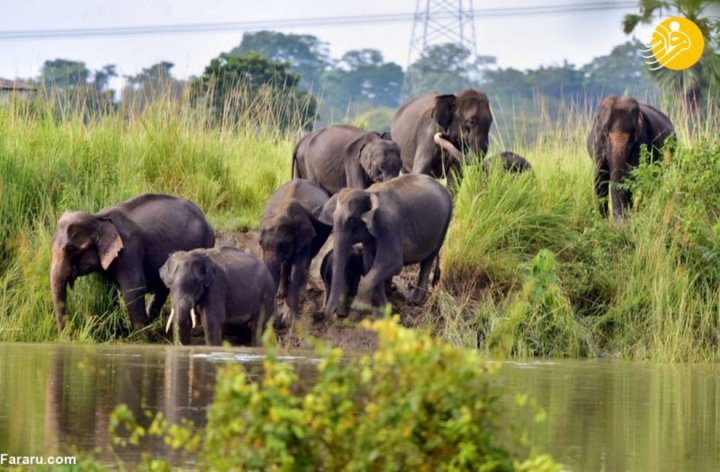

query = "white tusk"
[165, 309, 175, 333]
[191, 308, 197, 329]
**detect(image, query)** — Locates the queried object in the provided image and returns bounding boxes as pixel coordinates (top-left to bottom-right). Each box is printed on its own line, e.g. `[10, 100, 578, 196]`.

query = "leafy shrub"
[109, 319, 560, 471]
[487, 250, 593, 358]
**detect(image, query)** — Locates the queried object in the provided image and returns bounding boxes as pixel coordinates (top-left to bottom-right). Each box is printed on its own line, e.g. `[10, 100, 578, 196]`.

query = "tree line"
[21, 0, 720, 134]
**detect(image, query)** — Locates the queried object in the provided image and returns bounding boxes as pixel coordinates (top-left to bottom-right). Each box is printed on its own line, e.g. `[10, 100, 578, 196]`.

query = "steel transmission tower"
[404, 0, 477, 94]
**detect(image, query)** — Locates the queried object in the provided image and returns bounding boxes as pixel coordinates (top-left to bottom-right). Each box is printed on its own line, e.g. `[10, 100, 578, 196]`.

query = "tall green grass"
[0, 94, 294, 341]
[431, 98, 720, 361]
[2, 89, 720, 361]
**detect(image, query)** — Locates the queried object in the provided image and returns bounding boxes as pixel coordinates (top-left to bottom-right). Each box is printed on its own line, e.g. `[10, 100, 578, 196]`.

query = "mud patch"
[214, 229, 430, 352]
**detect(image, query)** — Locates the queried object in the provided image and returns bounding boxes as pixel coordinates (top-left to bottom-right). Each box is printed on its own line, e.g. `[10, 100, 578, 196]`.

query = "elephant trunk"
[263, 251, 282, 294]
[608, 131, 631, 222]
[50, 244, 72, 332]
[433, 133, 465, 164]
[324, 236, 351, 318]
[466, 127, 489, 159]
[171, 296, 194, 345]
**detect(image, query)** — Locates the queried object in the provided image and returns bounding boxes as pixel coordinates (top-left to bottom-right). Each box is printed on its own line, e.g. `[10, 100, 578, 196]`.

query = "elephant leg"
[409, 252, 437, 305]
[248, 318, 260, 347]
[411, 142, 437, 176]
[371, 278, 390, 307]
[277, 262, 290, 298]
[594, 160, 610, 219]
[146, 286, 168, 321]
[203, 310, 223, 346]
[351, 256, 402, 320]
[283, 254, 312, 325]
[610, 182, 632, 222]
[116, 271, 150, 331]
[252, 298, 274, 346]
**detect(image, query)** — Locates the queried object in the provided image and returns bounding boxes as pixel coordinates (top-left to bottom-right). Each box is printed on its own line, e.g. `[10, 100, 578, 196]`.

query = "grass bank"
[0, 97, 294, 341]
[1, 93, 719, 361]
[432, 100, 720, 361]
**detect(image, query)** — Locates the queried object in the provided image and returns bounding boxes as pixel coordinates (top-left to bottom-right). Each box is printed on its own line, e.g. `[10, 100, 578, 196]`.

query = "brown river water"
[0, 343, 719, 470]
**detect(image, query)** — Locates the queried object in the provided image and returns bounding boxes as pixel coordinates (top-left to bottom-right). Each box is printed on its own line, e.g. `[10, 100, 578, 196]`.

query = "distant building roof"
[0, 78, 36, 91]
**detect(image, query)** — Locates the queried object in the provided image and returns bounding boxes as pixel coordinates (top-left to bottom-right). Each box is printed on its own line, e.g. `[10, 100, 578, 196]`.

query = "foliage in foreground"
[107, 319, 559, 471]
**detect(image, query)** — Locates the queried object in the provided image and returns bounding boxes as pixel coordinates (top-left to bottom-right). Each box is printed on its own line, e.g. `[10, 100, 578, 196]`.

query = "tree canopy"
[191, 52, 317, 130]
[230, 31, 331, 91]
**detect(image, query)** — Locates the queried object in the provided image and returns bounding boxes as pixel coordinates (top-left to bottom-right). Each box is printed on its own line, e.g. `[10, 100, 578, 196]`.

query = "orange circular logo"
[645, 17, 704, 71]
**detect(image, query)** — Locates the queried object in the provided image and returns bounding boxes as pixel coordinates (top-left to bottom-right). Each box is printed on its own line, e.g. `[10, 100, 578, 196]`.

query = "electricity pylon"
[404, 0, 477, 95]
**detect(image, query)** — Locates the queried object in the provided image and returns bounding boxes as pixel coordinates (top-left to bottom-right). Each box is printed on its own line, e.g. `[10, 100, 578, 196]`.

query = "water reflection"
[498, 360, 720, 471]
[0, 343, 268, 464]
[1, 345, 720, 470]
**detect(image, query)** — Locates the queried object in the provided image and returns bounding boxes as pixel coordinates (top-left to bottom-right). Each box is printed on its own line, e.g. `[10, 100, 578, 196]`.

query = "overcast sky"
[1, 0, 655, 86]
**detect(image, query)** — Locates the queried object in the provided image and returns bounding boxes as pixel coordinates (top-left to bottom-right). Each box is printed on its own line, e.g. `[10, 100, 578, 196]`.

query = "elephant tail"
[291, 141, 301, 180]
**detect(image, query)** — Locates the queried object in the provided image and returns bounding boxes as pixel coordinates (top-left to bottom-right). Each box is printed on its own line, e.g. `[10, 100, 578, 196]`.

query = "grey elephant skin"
[316, 174, 453, 319]
[160, 247, 275, 346]
[587, 96, 675, 222]
[50, 194, 215, 332]
[259, 179, 332, 324]
[292, 125, 402, 195]
[483, 151, 532, 174]
[320, 247, 367, 310]
[391, 89, 492, 188]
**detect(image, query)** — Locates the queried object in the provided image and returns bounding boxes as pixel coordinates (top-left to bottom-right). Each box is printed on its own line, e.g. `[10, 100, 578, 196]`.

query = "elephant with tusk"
[391, 89, 493, 191]
[160, 247, 275, 346]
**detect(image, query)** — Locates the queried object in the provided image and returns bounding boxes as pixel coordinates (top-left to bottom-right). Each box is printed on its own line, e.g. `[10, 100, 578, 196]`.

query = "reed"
[1, 88, 719, 361]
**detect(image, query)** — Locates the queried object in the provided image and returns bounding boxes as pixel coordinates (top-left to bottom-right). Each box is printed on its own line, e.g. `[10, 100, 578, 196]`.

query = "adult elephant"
[292, 125, 402, 195]
[315, 174, 452, 320]
[391, 89, 493, 189]
[259, 179, 332, 325]
[50, 194, 215, 332]
[587, 96, 675, 221]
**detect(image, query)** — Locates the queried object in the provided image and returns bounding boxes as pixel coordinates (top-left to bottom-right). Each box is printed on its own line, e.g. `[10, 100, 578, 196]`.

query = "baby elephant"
[482, 151, 532, 174]
[320, 247, 367, 311]
[160, 247, 275, 346]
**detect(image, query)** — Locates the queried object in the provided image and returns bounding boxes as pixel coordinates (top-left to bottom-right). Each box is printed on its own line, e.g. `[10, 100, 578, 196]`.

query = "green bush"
[487, 249, 593, 358]
[108, 319, 560, 471]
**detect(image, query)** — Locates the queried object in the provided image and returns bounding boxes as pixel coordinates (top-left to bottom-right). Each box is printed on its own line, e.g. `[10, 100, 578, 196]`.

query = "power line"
[0, 2, 637, 41]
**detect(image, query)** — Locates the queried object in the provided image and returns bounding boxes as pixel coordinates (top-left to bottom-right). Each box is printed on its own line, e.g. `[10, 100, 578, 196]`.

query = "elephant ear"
[159, 253, 180, 288]
[596, 97, 614, 133]
[293, 209, 317, 252]
[432, 94, 457, 133]
[358, 142, 381, 180]
[296, 216, 317, 254]
[198, 256, 216, 289]
[314, 194, 339, 226]
[361, 193, 381, 238]
[95, 219, 124, 270]
[634, 109, 645, 143]
[592, 99, 613, 155]
[345, 134, 376, 180]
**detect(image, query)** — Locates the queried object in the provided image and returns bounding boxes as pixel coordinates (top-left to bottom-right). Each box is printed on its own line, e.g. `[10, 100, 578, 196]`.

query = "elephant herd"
[49, 89, 675, 346]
